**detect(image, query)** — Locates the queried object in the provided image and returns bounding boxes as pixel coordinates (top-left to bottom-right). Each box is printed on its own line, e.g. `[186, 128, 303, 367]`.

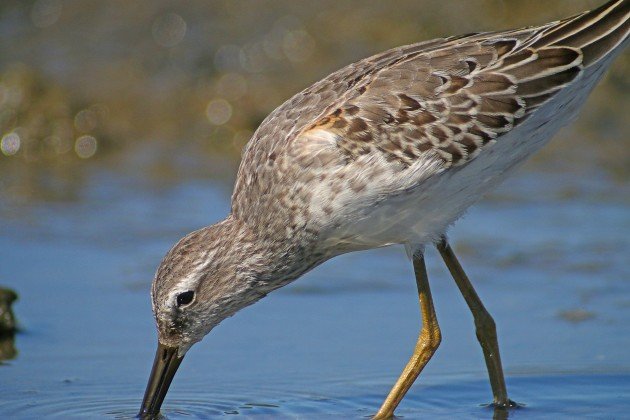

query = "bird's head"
[139, 215, 269, 417]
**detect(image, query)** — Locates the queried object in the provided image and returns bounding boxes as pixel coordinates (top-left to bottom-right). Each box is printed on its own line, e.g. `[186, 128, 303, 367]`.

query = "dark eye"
[176, 291, 195, 307]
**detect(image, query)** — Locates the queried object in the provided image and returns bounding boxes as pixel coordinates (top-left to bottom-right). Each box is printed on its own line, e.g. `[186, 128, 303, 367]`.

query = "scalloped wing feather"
[232, 1, 629, 221]
[289, 0, 628, 170]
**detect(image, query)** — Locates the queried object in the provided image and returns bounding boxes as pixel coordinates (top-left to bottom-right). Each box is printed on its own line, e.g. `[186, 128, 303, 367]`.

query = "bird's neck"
[225, 214, 329, 289]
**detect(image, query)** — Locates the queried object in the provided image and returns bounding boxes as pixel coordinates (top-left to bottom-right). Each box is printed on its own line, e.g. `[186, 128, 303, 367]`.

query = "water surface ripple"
[0, 170, 628, 418]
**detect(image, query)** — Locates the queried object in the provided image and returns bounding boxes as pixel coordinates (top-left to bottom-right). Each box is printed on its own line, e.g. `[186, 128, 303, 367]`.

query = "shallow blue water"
[1, 165, 629, 418]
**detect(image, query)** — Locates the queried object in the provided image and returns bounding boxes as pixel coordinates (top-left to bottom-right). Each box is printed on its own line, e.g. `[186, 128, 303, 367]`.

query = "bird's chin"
[176, 340, 194, 357]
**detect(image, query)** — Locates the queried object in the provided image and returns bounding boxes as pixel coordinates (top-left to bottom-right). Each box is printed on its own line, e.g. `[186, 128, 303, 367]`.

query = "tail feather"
[533, 0, 629, 65]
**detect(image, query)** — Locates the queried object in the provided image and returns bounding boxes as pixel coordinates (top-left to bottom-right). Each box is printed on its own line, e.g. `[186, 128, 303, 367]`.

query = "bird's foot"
[493, 399, 522, 409]
[482, 399, 523, 420]
[483, 399, 522, 409]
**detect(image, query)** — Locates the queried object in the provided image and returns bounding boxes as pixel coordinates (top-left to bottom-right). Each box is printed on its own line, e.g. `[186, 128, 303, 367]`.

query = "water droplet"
[217, 73, 247, 101]
[1, 132, 20, 156]
[74, 109, 98, 133]
[31, 0, 62, 28]
[205, 99, 232, 126]
[239, 43, 268, 73]
[74, 135, 97, 159]
[283, 30, 315, 63]
[152, 13, 187, 48]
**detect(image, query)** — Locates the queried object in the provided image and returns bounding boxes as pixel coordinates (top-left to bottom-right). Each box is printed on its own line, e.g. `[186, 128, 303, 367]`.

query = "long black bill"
[138, 342, 184, 418]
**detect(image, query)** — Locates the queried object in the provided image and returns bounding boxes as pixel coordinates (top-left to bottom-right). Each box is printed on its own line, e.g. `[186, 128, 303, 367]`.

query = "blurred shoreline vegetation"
[0, 0, 627, 204]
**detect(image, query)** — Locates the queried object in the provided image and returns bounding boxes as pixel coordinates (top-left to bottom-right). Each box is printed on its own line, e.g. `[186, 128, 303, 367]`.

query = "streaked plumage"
[140, 1, 629, 418]
[232, 0, 628, 253]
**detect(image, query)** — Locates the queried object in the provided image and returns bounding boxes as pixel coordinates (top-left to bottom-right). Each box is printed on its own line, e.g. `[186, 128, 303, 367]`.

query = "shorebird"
[139, 1, 629, 418]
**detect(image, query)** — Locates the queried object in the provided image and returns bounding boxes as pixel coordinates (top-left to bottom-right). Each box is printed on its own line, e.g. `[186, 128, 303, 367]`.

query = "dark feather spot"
[459, 135, 479, 154]
[430, 125, 449, 144]
[347, 75, 364, 88]
[316, 117, 331, 126]
[480, 96, 523, 115]
[403, 146, 417, 159]
[395, 110, 411, 123]
[345, 105, 360, 116]
[523, 92, 554, 108]
[516, 67, 580, 96]
[536, 47, 581, 68]
[332, 118, 348, 129]
[468, 126, 494, 144]
[500, 49, 535, 68]
[491, 39, 518, 56]
[464, 59, 478, 73]
[414, 110, 436, 126]
[445, 76, 469, 93]
[449, 113, 473, 125]
[470, 73, 513, 94]
[399, 94, 422, 111]
[441, 143, 464, 164]
[432, 101, 447, 113]
[477, 113, 510, 129]
[349, 118, 368, 133]
[416, 141, 433, 152]
[449, 125, 463, 136]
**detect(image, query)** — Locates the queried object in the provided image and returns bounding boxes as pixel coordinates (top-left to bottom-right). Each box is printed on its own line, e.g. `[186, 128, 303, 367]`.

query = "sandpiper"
[139, 1, 629, 418]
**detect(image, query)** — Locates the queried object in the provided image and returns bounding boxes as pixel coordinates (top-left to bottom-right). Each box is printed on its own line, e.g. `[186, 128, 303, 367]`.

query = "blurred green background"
[0, 0, 628, 205]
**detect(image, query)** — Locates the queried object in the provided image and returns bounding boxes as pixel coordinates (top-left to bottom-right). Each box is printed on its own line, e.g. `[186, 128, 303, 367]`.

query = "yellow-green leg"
[436, 238, 513, 408]
[374, 252, 441, 419]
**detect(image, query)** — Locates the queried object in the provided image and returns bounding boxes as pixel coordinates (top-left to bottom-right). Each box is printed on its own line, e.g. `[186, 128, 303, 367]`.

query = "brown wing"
[232, 1, 628, 218]
[298, 0, 629, 169]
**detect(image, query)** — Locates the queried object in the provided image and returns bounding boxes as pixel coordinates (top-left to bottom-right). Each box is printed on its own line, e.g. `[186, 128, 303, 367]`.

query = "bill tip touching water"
[139, 0, 629, 418]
